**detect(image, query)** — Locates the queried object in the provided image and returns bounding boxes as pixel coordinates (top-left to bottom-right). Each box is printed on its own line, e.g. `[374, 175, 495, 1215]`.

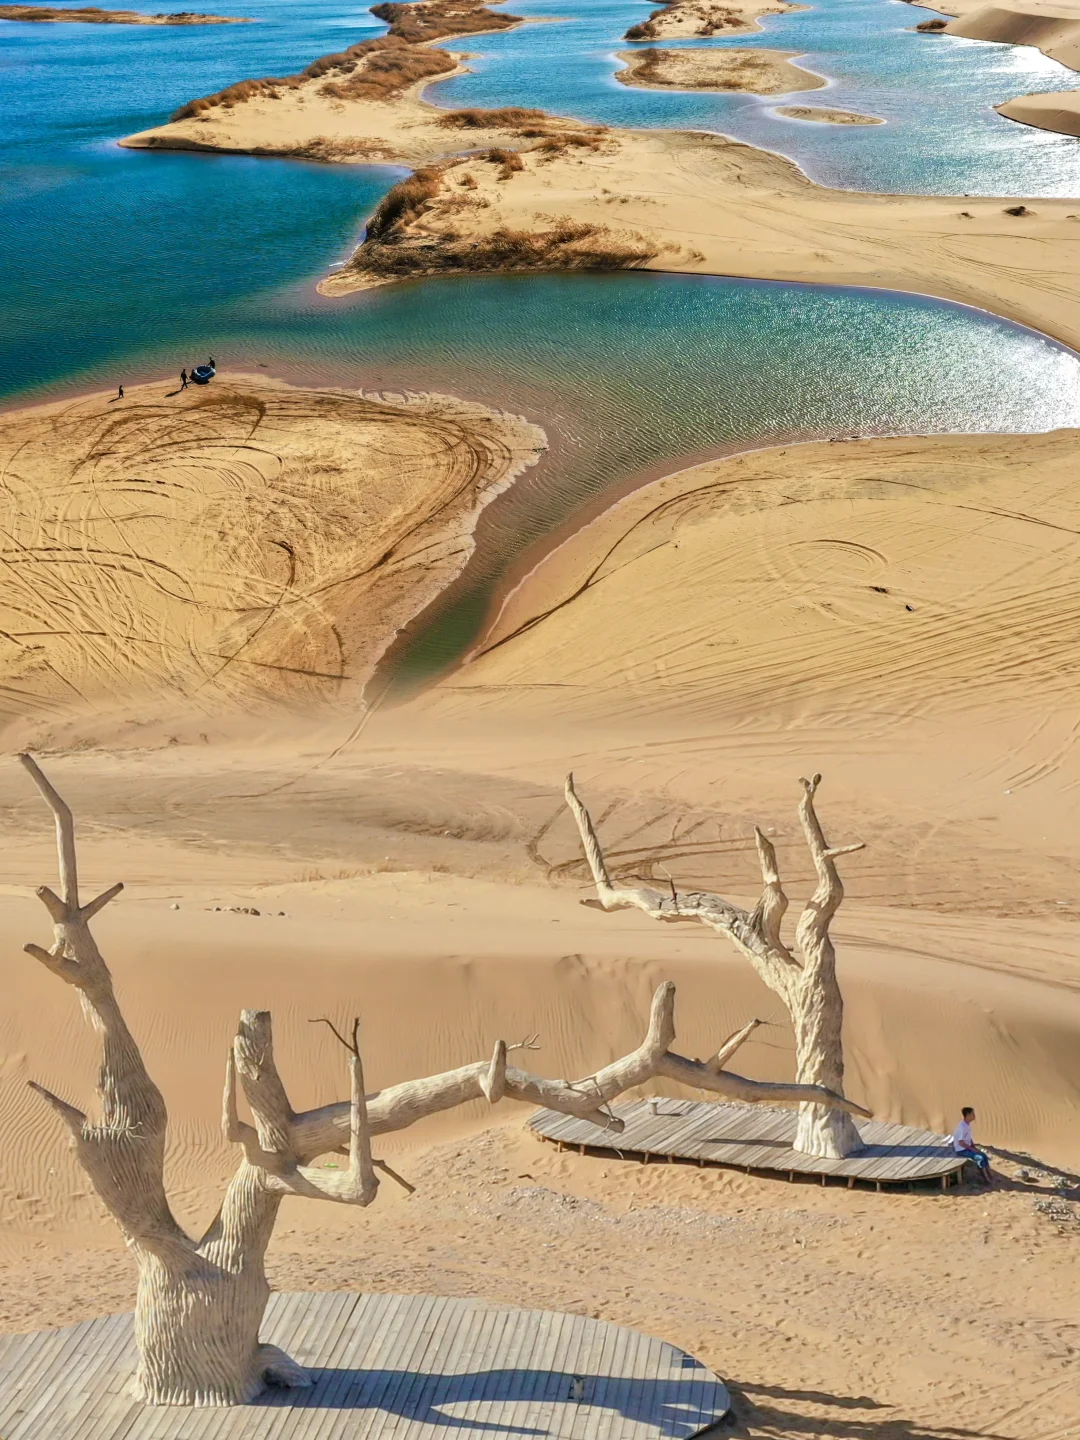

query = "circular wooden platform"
[530, 1100, 968, 1189]
[0, 1292, 731, 1440]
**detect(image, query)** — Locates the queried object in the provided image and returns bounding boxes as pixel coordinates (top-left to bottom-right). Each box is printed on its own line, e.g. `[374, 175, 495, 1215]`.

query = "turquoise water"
[4, 0, 1080, 680]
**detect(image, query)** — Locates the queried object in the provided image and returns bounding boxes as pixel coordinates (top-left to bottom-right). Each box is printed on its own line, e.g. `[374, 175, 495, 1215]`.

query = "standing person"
[117, 384, 124, 400]
[953, 1106, 993, 1186]
[180, 368, 188, 390]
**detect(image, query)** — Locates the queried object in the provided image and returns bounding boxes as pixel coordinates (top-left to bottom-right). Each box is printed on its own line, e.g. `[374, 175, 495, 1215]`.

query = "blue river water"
[3, 0, 1080, 679]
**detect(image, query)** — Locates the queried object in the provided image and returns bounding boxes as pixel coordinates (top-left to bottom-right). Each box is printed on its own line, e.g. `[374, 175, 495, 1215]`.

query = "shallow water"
[4, 0, 1080, 686]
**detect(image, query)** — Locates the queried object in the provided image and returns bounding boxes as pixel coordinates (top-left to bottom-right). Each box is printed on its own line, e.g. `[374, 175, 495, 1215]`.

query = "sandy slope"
[919, 0, 1080, 67]
[615, 45, 826, 93]
[124, 70, 1080, 347]
[0, 378, 543, 740]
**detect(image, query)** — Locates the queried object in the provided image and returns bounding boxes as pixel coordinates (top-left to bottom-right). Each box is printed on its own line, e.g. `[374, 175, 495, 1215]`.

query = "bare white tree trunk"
[565, 772, 865, 1159]
[17, 754, 869, 1405]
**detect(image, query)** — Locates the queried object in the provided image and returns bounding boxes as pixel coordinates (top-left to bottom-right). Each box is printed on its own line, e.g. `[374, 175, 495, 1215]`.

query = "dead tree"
[17, 755, 869, 1406]
[564, 772, 865, 1160]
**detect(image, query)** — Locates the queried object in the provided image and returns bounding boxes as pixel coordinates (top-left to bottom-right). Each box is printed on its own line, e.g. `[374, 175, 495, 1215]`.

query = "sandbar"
[615, 45, 826, 93]
[774, 102, 884, 122]
[0, 4, 248, 21]
[0, 377, 543, 736]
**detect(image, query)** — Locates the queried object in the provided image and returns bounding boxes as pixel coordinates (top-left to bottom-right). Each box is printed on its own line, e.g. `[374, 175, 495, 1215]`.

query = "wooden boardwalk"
[0, 1293, 731, 1440]
[530, 1100, 968, 1188]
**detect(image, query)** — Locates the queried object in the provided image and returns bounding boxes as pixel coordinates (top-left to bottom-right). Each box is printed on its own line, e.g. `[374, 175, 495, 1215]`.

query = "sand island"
[615, 45, 826, 93]
[0, 378, 543, 728]
[774, 102, 884, 122]
[0, 3, 249, 21]
[622, 0, 807, 40]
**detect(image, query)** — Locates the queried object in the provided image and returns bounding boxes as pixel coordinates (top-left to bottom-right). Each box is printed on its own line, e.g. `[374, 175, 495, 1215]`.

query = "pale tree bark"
[17, 755, 869, 1407]
[564, 772, 866, 1159]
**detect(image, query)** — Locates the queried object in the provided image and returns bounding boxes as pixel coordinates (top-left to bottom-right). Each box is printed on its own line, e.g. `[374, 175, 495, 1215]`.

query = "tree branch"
[564, 774, 800, 1000]
[20, 756, 185, 1255]
[20, 753, 78, 906]
[795, 773, 864, 961]
[702, 1017, 763, 1073]
[287, 981, 870, 1161]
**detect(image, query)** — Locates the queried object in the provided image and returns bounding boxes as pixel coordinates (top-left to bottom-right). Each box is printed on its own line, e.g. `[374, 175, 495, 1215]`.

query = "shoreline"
[118, 35, 1080, 348]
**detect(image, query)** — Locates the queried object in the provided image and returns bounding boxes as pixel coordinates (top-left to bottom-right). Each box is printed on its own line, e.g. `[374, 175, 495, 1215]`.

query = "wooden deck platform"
[0, 1292, 731, 1440]
[530, 1100, 968, 1189]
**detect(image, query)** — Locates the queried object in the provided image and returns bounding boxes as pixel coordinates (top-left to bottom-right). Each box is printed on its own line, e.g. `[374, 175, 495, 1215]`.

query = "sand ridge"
[615, 44, 826, 93]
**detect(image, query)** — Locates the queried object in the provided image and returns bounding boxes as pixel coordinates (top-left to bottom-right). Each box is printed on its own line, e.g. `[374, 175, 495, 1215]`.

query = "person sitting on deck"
[953, 1106, 992, 1186]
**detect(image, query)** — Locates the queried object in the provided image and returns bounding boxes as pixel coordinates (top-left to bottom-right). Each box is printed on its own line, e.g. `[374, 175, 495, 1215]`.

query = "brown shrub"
[353, 214, 659, 279]
[364, 165, 445, 241]
[437, 105, 548, 130]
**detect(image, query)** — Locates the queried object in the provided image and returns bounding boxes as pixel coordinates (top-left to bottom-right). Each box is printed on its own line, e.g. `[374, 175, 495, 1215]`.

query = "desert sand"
[1, 392, 1079, 1434]
[0, 377, 543, 737]
[124, 58, 1080, 345]
[7, 1, 1080, 1431]
[0, 4, 247, 21]
[774, 102, 883, 121]
[615, 45, 825, 93]
[623, 0, 806, 41]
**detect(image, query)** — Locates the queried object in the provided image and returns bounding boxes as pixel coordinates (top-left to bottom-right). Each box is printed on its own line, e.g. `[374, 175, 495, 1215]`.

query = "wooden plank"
[0, 1295, 730, 1440]
[529, 1102, 966, 1186]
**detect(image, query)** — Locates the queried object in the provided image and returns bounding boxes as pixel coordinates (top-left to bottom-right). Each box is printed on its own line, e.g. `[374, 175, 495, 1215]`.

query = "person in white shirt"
[953, 1106, 992, 1186]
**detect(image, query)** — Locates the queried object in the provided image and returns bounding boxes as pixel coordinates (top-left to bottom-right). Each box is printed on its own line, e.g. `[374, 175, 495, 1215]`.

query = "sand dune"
[1, 422, 1079, 1435]
[615, 45, 826, 93]
[927, 0, 1080, 68]
[0, 378, 543, 741]
[907, 0, 1080, 134]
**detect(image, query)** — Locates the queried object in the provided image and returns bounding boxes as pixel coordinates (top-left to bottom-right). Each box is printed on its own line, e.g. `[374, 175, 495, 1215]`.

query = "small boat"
[191, 362, 215, 385]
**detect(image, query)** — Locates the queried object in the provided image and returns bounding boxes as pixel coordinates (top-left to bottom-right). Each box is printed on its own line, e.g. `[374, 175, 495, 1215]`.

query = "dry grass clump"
[355, 214, 660, 279]
[483, 146, 525, 179]
[624, 0, 743, 39]
[318, 40, 456, 101]
[170, 35, 455, 119]
[437, 105, 548, 131]
[364, 166, 445, 241]
[370, 0, 521, 43]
